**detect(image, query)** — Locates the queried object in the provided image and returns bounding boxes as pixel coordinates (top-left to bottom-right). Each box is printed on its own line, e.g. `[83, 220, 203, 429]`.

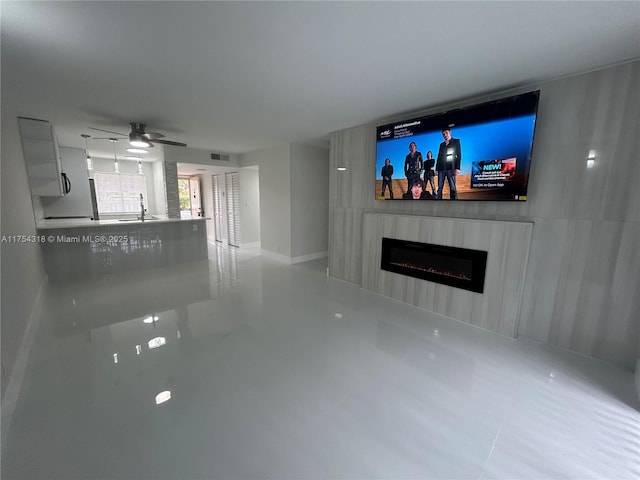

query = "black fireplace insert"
[381, 237, 487, 293]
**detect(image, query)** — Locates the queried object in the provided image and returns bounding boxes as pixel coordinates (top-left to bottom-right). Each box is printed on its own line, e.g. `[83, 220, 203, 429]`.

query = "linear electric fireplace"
[381, 237, 488, 293]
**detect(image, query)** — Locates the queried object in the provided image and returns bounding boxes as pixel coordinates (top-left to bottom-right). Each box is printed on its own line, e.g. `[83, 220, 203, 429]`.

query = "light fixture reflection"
[136, 345, 142, 355]
[337, 167, 347, 171]
[113, 353, 119, 364]
[587, 150, 596, 168]
[148, 337, 166, 349]
[155, 391, 171, 405]
[143, 315, 159, 324]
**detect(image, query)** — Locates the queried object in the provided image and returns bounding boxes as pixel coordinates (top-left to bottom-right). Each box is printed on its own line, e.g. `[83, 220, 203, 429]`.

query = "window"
[94, 172, 148, 214]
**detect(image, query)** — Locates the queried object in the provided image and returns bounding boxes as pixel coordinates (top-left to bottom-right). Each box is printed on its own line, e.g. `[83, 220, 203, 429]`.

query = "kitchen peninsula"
[37, 217, 208, 282]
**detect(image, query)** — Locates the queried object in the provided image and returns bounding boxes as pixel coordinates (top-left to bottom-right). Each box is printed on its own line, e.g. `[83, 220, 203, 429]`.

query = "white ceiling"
[2, 1, 639, 162]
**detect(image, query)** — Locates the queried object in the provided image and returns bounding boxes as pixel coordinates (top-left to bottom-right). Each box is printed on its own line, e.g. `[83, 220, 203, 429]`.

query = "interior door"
[225, 171, 240, 247]
[212, 174, 223, 243]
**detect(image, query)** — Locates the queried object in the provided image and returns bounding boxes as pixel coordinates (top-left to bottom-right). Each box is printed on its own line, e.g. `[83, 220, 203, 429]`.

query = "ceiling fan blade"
[143, 132, 165, 140]
[151, 138, 187, 147]
[88, 126, 128, 136]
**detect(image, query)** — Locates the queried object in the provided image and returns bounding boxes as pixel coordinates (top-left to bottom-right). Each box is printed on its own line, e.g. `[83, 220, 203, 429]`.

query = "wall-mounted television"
[375, 90, 539, 201]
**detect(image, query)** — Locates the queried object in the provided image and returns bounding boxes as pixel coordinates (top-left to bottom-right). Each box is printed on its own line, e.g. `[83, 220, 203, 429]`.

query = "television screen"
[375, 90, 539, 201]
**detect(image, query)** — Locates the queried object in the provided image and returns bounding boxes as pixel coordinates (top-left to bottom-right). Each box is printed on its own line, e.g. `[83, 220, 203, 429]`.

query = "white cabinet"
[41, 147, 94, 218]
[18, 117, 67, 196]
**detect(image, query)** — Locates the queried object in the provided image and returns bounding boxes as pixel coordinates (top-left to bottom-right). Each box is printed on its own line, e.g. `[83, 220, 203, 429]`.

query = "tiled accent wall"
[329, 61, 640, 368]
[164, 160, 180, 219]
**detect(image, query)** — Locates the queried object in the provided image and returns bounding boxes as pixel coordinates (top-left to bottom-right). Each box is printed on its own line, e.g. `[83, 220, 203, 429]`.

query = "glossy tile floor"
[2, 245, 640, 479]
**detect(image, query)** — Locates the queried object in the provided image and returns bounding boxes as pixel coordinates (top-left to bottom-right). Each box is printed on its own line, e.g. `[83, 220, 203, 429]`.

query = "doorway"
[178, 175, 202, 219]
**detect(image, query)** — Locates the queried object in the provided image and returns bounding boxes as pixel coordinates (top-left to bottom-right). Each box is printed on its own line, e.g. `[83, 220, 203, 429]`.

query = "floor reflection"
[3, 250, 639, 480]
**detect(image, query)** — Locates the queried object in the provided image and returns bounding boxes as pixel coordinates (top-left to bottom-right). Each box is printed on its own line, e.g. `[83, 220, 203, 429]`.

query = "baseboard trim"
[260, 250, 292, 264]
[291, 251, 328, 264]
[261, 250, 328, 264]
[1, 276, 47, 452]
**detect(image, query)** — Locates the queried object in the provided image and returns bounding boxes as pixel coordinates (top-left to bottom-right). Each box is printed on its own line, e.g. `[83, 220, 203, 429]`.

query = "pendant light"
[125, 155, 144, 174]
[81, 134, 92, 171]
[110, 138, 119, 173]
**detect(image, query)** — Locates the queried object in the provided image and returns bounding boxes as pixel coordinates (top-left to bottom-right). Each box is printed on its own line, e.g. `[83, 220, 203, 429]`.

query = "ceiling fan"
[88, 122, 187, 148]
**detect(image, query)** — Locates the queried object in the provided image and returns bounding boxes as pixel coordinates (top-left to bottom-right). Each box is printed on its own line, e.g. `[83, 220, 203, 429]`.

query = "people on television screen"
[423, 150, 436, 196]
[404, 141, 423, 194]
[436, 128, 461, 200]
[402, 178, 433, 200]
[381, 158, 394, 199]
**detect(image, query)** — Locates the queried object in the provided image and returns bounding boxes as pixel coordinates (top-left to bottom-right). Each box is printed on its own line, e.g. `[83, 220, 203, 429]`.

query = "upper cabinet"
[18, 117, 68, 196]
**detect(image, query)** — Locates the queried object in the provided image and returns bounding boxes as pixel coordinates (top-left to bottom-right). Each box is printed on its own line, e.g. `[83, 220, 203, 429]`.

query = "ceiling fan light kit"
[88, 122, 187, 149]
[130, 136, 152, 148]
[129, 124, 152, 147]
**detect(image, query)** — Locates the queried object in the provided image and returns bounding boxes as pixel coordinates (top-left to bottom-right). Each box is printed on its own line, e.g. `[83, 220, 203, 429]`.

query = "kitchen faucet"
[139, 193, 145, 221]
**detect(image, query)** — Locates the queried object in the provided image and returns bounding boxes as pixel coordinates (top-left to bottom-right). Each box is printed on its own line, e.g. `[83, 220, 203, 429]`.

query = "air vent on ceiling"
[211, 152, 230, 161]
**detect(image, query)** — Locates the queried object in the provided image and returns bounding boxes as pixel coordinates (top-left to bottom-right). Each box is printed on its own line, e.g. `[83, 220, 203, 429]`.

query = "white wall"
[290, 143, 329, 259]
[1, 105, 47, 398]
[163, 145, 240, 168]
[199, 173, 215, 242]
[152, 160, 167, 216]
[239, 166, 260, 246]
[241, 145, 291, 257]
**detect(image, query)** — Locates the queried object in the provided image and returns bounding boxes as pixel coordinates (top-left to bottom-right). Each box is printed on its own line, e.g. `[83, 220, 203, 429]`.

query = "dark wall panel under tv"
[375, 91, 539, 201]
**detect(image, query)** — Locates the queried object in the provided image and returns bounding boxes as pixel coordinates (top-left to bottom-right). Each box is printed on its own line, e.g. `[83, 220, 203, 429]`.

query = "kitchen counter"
[37, 216, 209, 282]
[36, 216, 207, 230]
